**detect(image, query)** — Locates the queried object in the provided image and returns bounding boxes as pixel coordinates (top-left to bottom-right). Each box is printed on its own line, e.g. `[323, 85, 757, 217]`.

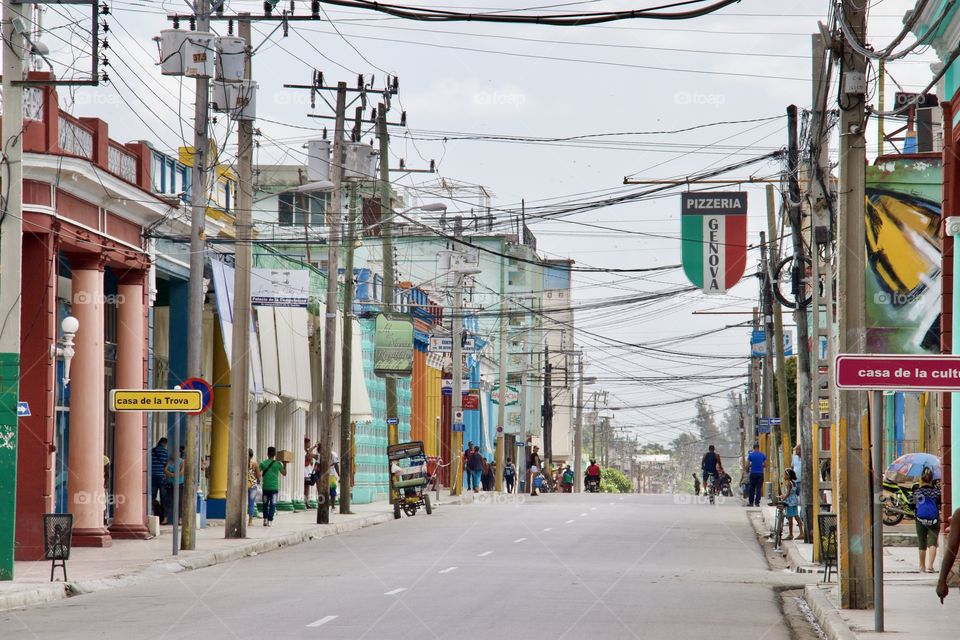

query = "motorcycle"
[585, 476, 601, 493]
[881, 479, 917, 526]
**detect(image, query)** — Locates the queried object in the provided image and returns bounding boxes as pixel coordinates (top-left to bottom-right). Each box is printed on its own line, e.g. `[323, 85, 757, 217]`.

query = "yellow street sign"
[110, 389, 203, 412]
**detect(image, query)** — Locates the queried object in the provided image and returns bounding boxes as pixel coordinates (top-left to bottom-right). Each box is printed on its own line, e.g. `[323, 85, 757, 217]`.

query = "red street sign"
[835, 354, 960, 391]
[181, 377, 214, 415]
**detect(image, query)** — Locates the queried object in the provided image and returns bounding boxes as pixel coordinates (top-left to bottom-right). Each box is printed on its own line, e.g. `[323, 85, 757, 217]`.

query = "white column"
[276, 401, 294, 510]
[292, 404, 306, 510]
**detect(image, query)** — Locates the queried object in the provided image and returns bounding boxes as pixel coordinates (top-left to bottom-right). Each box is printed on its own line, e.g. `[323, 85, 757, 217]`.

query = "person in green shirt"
[258, 447, 287, 526]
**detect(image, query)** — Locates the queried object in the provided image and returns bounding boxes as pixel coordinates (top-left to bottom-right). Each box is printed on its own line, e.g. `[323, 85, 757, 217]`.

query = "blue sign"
[386, 417, 399, 426]
[17, 401, 30, 417]
[452, 422, 466, 432]
[751, 330, 767, 357]
[757, 418, 771, 434]
[516, 440, 527, 447]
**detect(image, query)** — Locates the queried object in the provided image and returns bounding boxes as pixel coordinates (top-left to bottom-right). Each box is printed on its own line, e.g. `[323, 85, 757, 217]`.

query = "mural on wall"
[865, 157, 942, 355]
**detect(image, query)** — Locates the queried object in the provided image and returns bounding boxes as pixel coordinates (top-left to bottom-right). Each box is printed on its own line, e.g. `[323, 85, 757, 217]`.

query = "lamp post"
[52, 316, 80, 386]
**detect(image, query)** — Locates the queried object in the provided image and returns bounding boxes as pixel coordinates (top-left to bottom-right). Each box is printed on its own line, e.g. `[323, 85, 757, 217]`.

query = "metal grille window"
[278, 192, 328, 227]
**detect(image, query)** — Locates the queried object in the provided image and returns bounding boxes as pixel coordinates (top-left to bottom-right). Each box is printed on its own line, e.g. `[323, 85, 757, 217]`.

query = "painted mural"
[865, 157, 942, 355]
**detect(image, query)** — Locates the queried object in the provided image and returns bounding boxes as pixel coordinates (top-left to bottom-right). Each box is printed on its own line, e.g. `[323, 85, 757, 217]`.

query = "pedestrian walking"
[528, 445, 542, 496]
[481, 457, 494, 491]
[503, 457, 516, 494]
[259, 447, 287, 527]
[914, 467, 941, 573]
[246, 449, 261, 526]
[151, 437, 169, 522]
[691, 473, 701, 496]
[746, 443, 766, 507]
[779, 469, 803, 539]
[791, 444, 802, 484]
[163, 446, 185, 525]
[467, 446, 484, 493]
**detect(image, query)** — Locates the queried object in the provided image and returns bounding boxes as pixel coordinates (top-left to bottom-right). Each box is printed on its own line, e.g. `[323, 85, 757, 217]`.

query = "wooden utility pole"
[225, 15, 253, 539]
[788, 104, 815, 546]
[542, 344, 553, 468]
[808, 32, 835, 554]
[449, 217, 465, 496]
[377, 104, 399, 447]
[339, 181, 357, 514]
[766, 185, 793, 458]
[836, 0, 873, 609]
[317, 83, 346, 525]
[760, 231, 780, 491]
[183, 0, 212, 552]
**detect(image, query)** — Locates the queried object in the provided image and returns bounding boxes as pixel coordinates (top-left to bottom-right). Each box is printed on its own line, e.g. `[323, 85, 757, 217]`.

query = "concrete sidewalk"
[0, 491, 470, 612]
[752, 503, 956, 639]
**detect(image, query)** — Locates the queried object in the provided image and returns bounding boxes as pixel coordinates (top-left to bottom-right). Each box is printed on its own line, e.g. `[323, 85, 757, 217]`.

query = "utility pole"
[450, 217, 465, 496]
[836, 0, 873, 609]
[574, 354, 584, 492]
[0, 0, 26, 581]
[760, 231, 780, 492]
[808, 33, 836, 556]
[542, 344, 553, 468]
[377, 104, 399, 447]
[496, 263, 508, 492]
[766, 185, 792, 458]
[225, 15, 253, 539]
[789, 104, 815, 546]
[339, 181, 357, 514]
[183, 0, 212, 552]
[318, 82, 347, 525]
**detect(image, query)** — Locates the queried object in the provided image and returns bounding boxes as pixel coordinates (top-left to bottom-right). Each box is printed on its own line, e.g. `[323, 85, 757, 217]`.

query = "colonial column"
[206, 319, 230, 519]
[257, 402, 275, 460]
[276, 401, 294, 511]
[67, 255, 111, 547]
[292, 404, 306, 511]
[109, 272, 149, 539]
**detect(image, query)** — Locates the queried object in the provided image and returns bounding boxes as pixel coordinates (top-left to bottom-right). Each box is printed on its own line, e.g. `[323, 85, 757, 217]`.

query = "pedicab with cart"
[388, 441, 433, 519]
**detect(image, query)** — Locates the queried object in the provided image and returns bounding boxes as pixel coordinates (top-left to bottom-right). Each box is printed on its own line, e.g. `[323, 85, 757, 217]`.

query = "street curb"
[0, 510, 395, 611]
[803, 584, 859, 640]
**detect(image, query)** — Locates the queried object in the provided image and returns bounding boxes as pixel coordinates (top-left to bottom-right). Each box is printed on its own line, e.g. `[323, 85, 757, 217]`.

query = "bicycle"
[769, 500, 787, 551]
[704, 473, 717, 504]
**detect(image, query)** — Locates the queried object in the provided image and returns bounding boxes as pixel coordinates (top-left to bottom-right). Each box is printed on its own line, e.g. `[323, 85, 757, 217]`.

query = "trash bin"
[43, 513, 73, 582]
[818, 512, 838, 583]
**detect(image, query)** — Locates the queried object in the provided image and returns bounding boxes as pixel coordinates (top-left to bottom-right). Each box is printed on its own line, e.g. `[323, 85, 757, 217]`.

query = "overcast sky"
[37, 0, 938, 446]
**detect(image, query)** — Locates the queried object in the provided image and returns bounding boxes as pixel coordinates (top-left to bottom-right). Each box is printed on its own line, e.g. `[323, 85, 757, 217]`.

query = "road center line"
[579, 513, 588, 517]
[306, 615, 338, 627]
[514, 537, 527, 543]
[591, 507, 597, 511]
[478, 551, 493, 557]
[565, 519, 575, 524]
[439, 566, 458, 574]
[384, 588, 407, 596]
[543, 527, 553, 532]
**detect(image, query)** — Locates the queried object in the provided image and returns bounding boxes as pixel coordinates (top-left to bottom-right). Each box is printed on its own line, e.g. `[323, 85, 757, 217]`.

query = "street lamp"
[51, 315, 79, 386]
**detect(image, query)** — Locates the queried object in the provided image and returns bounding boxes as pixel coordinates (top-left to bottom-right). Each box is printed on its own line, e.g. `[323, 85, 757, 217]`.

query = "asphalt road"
[0, 493, 792, 640]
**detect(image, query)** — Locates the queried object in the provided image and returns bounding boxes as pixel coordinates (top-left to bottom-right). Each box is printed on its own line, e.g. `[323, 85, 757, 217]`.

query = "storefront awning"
[210, 257, 264, 397]
[274, 306, 313, 403]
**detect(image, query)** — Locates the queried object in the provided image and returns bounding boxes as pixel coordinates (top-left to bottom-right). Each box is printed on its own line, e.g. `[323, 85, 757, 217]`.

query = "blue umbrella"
[884, 452, 941, 485]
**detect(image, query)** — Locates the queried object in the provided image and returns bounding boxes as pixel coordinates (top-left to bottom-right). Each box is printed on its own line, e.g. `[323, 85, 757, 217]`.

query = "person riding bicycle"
[585, 459, 601, 488]
[701, 445, 723, 495]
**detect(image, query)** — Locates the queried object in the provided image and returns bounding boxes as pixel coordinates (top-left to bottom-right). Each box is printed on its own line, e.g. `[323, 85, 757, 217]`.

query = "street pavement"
[0, 493, 795, 639]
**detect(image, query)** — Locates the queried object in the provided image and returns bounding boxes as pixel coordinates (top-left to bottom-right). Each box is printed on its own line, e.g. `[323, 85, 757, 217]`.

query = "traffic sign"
[386, 417, 399, 426]
[181, 378, 214, 415]
[516, 440, 526, 447]
[454, 410, 464, 423]
[496, 426, 504, 433]
[428, 337, 476, 353]
[757, 418, 771, 434]
[452, 423, 466, 432]
[16, 402, 29, 417]
[110, 389, 203, 412]
[835, 354, 960, 391]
